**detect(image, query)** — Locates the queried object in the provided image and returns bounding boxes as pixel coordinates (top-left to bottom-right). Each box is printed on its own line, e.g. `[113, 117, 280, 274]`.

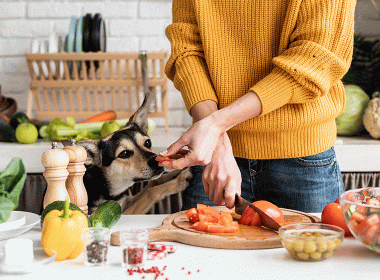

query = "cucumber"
[89, 200, 121, 229]
[40, 200, 88, 227]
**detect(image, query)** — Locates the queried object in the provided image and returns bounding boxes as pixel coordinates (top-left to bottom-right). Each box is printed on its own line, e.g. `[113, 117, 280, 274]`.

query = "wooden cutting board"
[111, 206, 320, 250]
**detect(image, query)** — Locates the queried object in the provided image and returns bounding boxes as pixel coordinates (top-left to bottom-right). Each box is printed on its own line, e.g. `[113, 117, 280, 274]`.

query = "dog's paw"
[176, 167, 192, 191]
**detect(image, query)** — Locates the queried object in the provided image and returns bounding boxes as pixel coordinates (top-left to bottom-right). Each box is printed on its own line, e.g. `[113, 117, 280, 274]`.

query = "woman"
[159, 0, 356, 212]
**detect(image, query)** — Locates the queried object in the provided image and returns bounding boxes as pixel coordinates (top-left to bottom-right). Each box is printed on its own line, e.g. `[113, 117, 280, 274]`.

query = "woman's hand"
[158, 114, 224, 170]
[202, 132, 241, 209]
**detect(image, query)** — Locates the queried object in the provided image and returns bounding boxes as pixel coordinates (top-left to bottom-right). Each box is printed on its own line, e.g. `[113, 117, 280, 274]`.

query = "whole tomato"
[321, 202, 352, 237]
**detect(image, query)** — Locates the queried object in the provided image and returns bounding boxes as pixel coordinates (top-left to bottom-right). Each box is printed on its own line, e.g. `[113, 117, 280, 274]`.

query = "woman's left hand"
[158, 114, 223, 170]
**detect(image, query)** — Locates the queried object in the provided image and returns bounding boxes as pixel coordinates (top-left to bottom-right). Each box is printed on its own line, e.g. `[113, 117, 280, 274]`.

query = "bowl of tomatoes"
[339, 187, 380, 253]
[278, 223, 344, 261]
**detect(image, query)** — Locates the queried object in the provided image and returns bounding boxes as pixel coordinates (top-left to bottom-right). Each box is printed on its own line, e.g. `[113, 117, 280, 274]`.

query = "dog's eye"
[144, 139, 152, 149]
[118, 150, 134, 159]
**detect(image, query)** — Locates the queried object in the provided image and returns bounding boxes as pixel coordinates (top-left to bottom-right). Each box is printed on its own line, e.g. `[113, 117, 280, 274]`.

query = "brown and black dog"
[68, 93, 192, 214]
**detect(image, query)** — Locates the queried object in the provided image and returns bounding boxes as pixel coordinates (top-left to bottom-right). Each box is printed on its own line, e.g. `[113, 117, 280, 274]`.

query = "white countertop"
[0, 213, 379, 280]
[1, 129, 380, 173]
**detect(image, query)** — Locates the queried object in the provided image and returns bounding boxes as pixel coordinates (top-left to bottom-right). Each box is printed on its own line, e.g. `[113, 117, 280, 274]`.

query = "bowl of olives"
[278, 223, 344, 261]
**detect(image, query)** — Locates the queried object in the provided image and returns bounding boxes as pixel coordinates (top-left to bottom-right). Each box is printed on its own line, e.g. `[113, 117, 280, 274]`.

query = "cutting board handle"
[110, 214, 179, 246]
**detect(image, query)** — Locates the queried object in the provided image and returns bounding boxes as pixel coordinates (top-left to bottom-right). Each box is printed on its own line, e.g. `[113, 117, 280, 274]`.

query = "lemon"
[15, 123, 38, 144]
[100, 121, 121, 138]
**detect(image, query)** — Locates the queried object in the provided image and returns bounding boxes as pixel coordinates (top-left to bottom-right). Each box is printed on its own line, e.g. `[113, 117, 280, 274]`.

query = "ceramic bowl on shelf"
[278, 223, 344, 261]
[339, 187, 380, 254]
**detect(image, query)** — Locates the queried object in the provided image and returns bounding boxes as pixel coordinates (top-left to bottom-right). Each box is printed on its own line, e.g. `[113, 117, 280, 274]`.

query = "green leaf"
[0, 158, 27, 224]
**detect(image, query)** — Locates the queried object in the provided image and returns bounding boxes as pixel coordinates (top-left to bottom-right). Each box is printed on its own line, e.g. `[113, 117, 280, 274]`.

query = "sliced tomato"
[185, 208, 199, 224]
[224, 221, 240, 234]
[250, 211, 261, 227]
[239, 205, 255, 225]
[198, 213, 218, 224]
[365, 198, 380, 206]
[355, 214, 380, 236]
[361, 225, 380, 246]
[219, 212, 233, 226]
[206, 224, 225, 234]
[351, 211, 366, 224]
[190, 222, 199, 230]
[204, 206, 221, 220]
[197, 204, 208, 213]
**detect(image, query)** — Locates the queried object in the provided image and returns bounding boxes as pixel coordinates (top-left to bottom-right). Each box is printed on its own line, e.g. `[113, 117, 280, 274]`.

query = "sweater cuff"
[250, 67, 310, 116]
[173, 55, 218, 113]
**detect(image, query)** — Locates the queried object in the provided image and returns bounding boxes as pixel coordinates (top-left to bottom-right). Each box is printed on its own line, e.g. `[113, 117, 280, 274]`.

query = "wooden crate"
[24, 51, 168, 129]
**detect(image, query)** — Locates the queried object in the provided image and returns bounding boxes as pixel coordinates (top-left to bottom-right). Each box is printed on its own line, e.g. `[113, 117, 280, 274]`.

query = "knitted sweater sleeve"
[250, 0, 356, 115]
[165, 0, 218, 113]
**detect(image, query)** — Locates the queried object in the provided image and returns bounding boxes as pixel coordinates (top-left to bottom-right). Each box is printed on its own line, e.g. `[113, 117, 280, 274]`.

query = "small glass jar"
[120, 228, 149, 268]
[82, 227, 110, 266]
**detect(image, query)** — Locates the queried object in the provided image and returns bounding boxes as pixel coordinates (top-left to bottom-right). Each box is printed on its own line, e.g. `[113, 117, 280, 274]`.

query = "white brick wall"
[0, 0, 378, 129]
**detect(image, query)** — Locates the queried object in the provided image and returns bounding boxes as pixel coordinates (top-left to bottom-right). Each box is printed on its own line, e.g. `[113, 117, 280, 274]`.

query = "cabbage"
[336, 84, 370, 136]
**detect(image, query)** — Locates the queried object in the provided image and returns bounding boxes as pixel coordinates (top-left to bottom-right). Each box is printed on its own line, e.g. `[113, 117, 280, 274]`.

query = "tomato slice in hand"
[155, 154, 171, 162]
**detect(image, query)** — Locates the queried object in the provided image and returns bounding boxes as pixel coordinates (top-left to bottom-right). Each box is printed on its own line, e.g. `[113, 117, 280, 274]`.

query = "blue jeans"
[181, 147, 344, 213]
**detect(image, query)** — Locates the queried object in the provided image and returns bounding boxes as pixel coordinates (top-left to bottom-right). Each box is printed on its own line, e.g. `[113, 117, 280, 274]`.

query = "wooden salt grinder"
[63, 139, 88, 215]
[42, 142, 69, 209]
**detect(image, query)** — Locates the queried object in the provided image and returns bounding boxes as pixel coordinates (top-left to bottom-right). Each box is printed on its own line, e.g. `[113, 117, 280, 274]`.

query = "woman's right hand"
[202, 132, 242, 209]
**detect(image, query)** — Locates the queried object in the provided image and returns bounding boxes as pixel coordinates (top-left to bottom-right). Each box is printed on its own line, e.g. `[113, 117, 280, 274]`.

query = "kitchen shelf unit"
[24, 51, 169, 129]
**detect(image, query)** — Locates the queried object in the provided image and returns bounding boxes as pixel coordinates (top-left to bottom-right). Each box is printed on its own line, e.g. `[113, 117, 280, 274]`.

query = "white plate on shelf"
[48, 33, 58, 76]
[30, 39, 40, 78]
[0, 212, 26, 232]
[39, 41, 49, 78]
[0, 248, 56, 274]
[0, 212, 39, 241]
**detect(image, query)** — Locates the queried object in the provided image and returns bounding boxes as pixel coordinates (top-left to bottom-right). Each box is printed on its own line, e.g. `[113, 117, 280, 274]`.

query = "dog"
[68, 93, 192, 215]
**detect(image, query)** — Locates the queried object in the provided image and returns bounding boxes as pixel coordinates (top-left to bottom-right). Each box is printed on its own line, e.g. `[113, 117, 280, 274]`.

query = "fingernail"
[160, 150, 168, 155]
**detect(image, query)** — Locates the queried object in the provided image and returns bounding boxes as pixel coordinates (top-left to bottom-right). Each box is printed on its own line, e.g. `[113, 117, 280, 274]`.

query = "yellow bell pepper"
[41, 198, 88, 261]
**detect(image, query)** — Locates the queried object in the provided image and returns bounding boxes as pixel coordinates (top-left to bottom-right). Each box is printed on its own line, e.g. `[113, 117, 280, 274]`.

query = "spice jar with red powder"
[120, 228, 149, 268]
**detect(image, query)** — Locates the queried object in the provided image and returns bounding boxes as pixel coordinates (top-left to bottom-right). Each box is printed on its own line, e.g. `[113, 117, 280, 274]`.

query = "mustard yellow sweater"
[165, 0, 356, 159]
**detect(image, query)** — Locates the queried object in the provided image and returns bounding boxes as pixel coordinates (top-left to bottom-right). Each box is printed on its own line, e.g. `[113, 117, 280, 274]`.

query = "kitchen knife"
[234, 193, 283, 231]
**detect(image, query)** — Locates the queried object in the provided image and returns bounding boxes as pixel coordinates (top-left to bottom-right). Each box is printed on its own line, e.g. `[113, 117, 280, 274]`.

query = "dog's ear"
[75, 139, 102, 166]
[126, 89, 154, 134]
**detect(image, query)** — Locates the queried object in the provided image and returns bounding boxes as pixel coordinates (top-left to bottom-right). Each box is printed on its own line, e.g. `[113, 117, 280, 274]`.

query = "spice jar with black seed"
[120, 228, 149, 269]
[82, 227, 110, 266]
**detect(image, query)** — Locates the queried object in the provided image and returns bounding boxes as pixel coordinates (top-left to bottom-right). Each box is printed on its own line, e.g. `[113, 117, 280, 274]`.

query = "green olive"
[293, 240, 305, 252]
[310, 251, 322, 260]
[317, 242, 328, 252]
[304, 241, 317, 253]
[297, 252, 309, 260]
[327, 240, 337, 251]
[283, 240, 294, 251]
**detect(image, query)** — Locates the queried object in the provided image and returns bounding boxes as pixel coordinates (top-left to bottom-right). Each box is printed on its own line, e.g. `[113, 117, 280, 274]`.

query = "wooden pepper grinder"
[42, 142, 69, 209]
[63, 139, 88, 215]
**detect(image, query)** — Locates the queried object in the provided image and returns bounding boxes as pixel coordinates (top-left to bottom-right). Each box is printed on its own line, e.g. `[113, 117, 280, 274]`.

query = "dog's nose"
[148, 155, 163, 170]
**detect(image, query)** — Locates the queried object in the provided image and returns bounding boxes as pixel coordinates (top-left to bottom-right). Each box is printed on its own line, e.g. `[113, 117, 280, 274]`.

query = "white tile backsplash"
[0, 0, 378, 130]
